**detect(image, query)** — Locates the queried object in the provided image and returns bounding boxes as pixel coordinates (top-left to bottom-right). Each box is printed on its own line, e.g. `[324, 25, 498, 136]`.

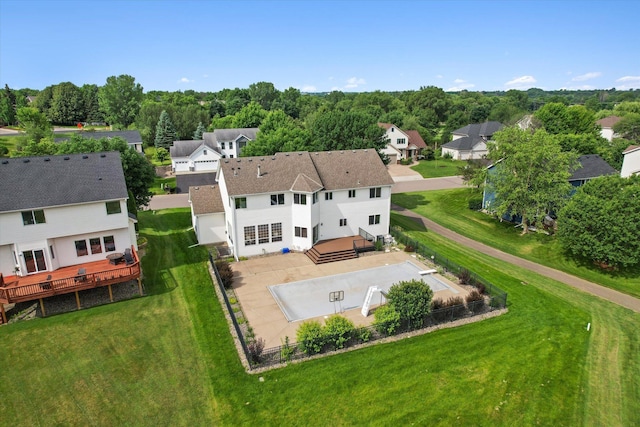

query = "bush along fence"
[209, 229, 508, 370]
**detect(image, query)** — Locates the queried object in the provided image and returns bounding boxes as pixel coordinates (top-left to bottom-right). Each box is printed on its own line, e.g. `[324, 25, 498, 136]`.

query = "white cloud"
[202, 74, 209, 78]
[344, 77, 366, 89]
[572, 72, 602, 82]
[435, 74, 443, 79]
[178, 77, 193, 84]
[615, 76, 640, 89]
[446, 83, 475, 92]
[561, 84, 595, 90]
[505, 75, 537, 88]
[300, 85, 317, 92]
[453, 78, 466, 84]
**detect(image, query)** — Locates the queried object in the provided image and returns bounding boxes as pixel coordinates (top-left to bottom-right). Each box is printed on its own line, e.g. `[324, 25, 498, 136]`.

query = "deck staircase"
[305, 246, 358, 264]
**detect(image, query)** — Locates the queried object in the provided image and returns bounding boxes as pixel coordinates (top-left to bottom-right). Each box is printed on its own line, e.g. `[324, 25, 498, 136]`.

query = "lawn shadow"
[391, 192, 431, 210]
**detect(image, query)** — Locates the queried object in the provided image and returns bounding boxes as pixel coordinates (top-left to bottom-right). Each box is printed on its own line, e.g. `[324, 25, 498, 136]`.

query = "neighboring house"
[189, 184, 226, 245]
[621, 145, 640, 178]
[378, 123, 427, 163]
[0, 152, 141, 320]
[204, 128, 259, 159]
[516, 115, 534, 130]
[596, 116, 622, 142]
[204, 149, 393, 259]
[441, 121, 504, 160]
[55, 130, 144, 153]
[482, 154, 617, 213]
[170, 139, 221, 174]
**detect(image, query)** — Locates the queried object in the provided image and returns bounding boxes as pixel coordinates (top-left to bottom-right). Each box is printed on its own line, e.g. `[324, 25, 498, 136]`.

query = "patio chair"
[76, 268, 87, 282]
[41, 274, 53, 290]
[123, 248, 134, 265]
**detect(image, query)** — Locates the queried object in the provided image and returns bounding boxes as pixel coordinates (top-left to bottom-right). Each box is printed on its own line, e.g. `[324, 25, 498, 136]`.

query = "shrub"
[442, 151, 453, 159]
[468, 198, 483, 210]
[399, 158, 413, 165]
[356, 327, 372, 343]
[457, 269, 472, 285]
[444, 296, 467, 319]
[296, 320, 325, 354]
[466, 290, 486, 313]
[247, 337, 265, 364]
[374, 239, 384, 251]
[215, 259, 234, 289]
[474, 281, 486, 294]
[422, 147, 435, 160]
[280, 336, 295, 362]
[373, 305, 401, 335]
[323, 315, 355, 349]
[387, 279, 434, 329]
[404, 245, 415, 253]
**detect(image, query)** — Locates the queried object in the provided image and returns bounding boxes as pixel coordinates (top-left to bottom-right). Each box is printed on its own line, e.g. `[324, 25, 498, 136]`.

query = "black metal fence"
[208, 226, 508, 370]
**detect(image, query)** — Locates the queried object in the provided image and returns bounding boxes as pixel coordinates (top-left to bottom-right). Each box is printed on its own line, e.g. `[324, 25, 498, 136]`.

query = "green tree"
[272, 87, 301, 118]
[193, 122, 206, 140]
[16, 107, 53, 143]
[242, 110, 310, 156]
[32, 85, 53, 118]
[99, 74, 144, 129]
[232, 101, 267, 128]
[558, 175, 640, 269]
[487, 128, 578, 234]
[171, 104, 210, 140]
[613, 113, 640, 141]
[81, 84, 103, 123]
[248, 81, 279, 110]
[386, 279, 434, 329]
[0, 85, 16, 126]
[308, 109, 387, 152]
[154, 147, 169, 162]
[49, 82, 84, 125]
[459, 158, 488, 189]
[154, 110, 177, 149]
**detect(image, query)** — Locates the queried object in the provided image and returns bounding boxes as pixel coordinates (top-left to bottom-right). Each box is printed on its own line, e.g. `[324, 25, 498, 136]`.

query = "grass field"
[0, 134, 21, 156]
[392, 188, 640, 299]
[0, 209, 638, 425]
[144, 146, 172, 166]
[410, 157, 463, 178]
[150, 176, 177, 195]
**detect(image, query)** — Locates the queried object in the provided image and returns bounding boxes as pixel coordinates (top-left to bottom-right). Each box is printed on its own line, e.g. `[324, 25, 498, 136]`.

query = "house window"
[244, 226, 256, 246]
[230, 155, 234, 158]
[50, 245, 55, 259]
[258, 224, 269, 244]
[348, 189, 356, 198]
[221, 142, 225, 149]
[103, 235, 115, 252]
[229, 142, 233, 149]
[90, 237, 102, 254]
[397, 138, 406, 144]
[370, 187, 381, 198]
[204, 149, 207, 155]
[339, 218, 347, 227]
[295, 226, 308, 238]
[106, 201, 121, 215]
[369, 214, 381, 225]
[325, 192, 333, 201]
[312, 192, 318, 204]
[75, 240, 88, 257]
[235, 197, 247, 209]
[22, 210, 46, 225]
[271, 223, 282, 242]
[294, 193, 307, 205]
[271, 194, 285, 205]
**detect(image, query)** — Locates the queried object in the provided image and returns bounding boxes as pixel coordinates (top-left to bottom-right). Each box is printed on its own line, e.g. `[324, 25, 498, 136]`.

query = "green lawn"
[144, 146, 172, 166]
[0, 209, 638, 425]
[410, 157, 463, 178]
[392, 189, 640, 299]
[0, 134, 21, 156]
[150, 176, 177, 195]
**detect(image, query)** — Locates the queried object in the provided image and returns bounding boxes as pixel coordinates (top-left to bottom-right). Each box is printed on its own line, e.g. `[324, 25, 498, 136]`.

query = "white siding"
[195, 213, 226, 244]
[621, 149, 640, 178]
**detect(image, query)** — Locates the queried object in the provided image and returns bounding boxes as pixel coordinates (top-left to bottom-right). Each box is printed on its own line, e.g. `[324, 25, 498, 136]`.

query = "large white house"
[596, 116, 621, 142]
[378, 123, 427, 163]
[170, 128, 259, 174]
[0, 152, 138, 279]
[441, 121, 504, 160]
[190, 149, 394, 259]
[621, 145, 640, 178]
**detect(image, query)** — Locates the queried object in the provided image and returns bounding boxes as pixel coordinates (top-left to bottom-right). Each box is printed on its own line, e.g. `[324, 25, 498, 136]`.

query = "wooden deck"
[0, 247, 141, 306]
[306, 236, 375, 264]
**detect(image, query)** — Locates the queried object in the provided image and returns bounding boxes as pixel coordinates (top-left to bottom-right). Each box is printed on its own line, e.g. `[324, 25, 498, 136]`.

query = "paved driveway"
[148, 194, 190, 210]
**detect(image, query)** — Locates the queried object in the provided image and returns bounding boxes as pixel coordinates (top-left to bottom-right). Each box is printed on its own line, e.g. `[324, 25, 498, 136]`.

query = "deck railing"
[0, 247, 141, 304]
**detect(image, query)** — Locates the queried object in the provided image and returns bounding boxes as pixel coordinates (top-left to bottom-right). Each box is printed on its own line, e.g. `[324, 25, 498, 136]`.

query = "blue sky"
[1, 0, 639, 93]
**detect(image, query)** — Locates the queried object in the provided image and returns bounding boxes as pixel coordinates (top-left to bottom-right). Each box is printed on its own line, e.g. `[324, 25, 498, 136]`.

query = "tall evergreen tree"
[193, 122, 206, 140]
[154, 110, 177, 149]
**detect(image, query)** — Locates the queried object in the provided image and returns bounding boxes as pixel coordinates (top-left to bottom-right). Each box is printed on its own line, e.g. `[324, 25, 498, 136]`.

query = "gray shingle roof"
[55, 130, 142, 144]
[219, 149, 393, 196]
[169, 139, 218, 158]
[442, 136, 484, 151]
[569, 154, 617, 181]
[208, 128, 258, 143]
[452, 121, 504, 138]
[189, 184, 224, 215]
[0, 151, 127, 212]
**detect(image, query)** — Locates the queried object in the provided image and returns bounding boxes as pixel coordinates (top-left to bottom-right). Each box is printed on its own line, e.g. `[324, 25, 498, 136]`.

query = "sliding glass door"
[23, 249, 47, 273]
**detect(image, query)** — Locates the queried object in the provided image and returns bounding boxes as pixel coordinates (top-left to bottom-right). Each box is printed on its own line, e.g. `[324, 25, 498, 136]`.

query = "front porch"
[0, 247, 142, 323]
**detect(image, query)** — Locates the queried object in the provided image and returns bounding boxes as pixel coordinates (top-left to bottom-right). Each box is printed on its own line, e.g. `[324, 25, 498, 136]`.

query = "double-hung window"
[294, 193, 307, 205]
[369, 214, 381, 225]
[271, 223, 282, 242]
[348, 190, 356, 198]
[325, 192, 333, 201]
[235, 197, 247, 209]
[271, 194, 285, 205]
[295, 226, 308, 238]
[370, 187, 381, 198]
[339, 218, 347, 227]
[22, 210, 46, 225]
[244, 226, 256, 245]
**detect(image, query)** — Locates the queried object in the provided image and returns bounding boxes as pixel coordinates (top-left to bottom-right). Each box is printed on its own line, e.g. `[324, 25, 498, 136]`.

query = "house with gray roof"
[195, 149, 393, 259]
[205, 128, 258, 159]
[0, 152, 140, 315]
[442, 121, 504, 160]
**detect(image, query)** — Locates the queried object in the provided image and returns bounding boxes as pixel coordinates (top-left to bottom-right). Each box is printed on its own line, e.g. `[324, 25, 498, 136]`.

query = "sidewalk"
[391, 204, 640, 313]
